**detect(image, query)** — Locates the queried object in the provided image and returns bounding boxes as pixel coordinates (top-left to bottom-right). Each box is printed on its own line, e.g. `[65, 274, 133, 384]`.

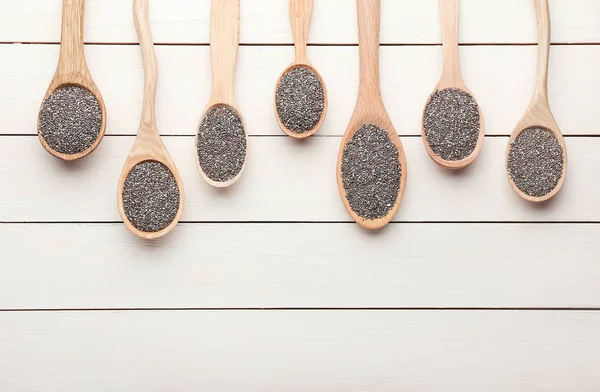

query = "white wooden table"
[1, 0, 600, 390]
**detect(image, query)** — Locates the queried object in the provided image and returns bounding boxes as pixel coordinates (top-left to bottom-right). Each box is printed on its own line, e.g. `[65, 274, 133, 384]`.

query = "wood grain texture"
[1, 0, 599, 44]
[274, 0, 328, 139]
[336, 0, 407, 230]
[117, 0, 184, 239]
[1, 223, 600, 309]
[506, 0, 567, 203]
[421, 0, 485, 169]
[1, 136, 598, 223]
[7, 45, 600, 137]
[2, 311, 600, 391]
[196, 0, 248, 188]
[37, 0, 106, 160]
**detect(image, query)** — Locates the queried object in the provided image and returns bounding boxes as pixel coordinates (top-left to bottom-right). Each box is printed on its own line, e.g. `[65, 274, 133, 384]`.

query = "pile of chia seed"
[507, 127, 564, 197]
[122, 160, 180, 233]
[197, 106, 247, 183]
[38, 85, 102, 155]
[341, 124, 402, 220]
[275, 66, 325, 133]
[423, 87, 480, 161]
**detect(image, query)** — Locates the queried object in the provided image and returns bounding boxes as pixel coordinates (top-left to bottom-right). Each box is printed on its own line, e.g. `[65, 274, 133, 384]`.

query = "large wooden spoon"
[421, 0, 484, 169]
[196, 0, 248, 188]
[37, 0, 106, 161]
[505, 0, 567, 202]
[274, 0, 328, 139]
[117, 0, 184, 239]
[336, 0, 407, 230]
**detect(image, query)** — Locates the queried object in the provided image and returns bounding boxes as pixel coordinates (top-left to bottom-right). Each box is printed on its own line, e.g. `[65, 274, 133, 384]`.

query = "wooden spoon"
[505, 0, 567, 202]
[196, 0, 248, 188]
[117, 0, 184, 240]
[336, 0, 407, 230]
[421, 0, 484, 169]
[37, 0, 106, 161]
[274, 0, 328, 139]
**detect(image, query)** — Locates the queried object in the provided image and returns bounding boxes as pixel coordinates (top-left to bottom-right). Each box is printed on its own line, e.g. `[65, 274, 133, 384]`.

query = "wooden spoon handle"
[58, 0, 86, 74]
[133, 0, 158, 129]
[210, 0, 240, 104]
[289, 0, 313, 64]
[440, 0, 461, 83]
[356, 0, 381, 100]
[533, 0, 551, 106]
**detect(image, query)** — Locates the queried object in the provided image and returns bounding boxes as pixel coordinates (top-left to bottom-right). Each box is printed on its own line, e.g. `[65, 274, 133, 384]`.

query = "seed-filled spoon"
[421, 0, 484, 169]
[196, 0, 248, 188]
[506, 0, 567, 202]
[336, 0, 407, 231]
[274, 0, 328, 139]
[37, 0, 106, 161]
[117, 0, 184, 240]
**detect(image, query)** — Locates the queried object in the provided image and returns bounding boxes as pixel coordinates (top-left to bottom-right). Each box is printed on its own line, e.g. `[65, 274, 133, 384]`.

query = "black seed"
[341, 124, 402, 220]
[507, 127, 564, 198]
[423, 88, 481, 161]
[197, 106, 247, 183]
[122, 161, 180, 233]
[276, 66, 325, 134]
[38, 85, 102, 155]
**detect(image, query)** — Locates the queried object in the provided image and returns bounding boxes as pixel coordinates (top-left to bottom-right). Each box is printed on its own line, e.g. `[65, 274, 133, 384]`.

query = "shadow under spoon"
[336, 0, 407, 231]
[117, 0, 184, 240]
[421, 0, 484, 169]
[505, 0, 567, 202]
[37, 0, 106, 161]
[196, 0, 248, 188]
[274, 0, 328, 139]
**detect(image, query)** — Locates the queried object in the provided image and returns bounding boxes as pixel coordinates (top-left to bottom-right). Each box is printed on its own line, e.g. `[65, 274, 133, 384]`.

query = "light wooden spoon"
[505, 0, 567, 202]
[38, 0, 106, 161]
[274, 0, 328, 139]
[336, 0, 407, 230]
[421, 0, 484, 169]
[196, 0, 248, 188]
[117, 0, 184, 240]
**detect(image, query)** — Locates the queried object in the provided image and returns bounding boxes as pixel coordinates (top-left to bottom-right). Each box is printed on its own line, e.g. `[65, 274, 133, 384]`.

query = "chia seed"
[122, 160, 180, 233]
[507, 127, 564, 198]
[197, 106, 247, 183]
[38, 85, 102, 155]
[341, 124, 402, 220]
[276, 66, 325, 134]
[423, 88, 480, 161]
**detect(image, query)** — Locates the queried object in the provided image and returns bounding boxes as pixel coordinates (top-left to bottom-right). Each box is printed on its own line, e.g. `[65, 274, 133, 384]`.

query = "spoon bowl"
[117, 0, 184, 240]
[336, 0, 407, 231]
[196, 0, 248, 188]
[505, 0, 567, 202]
[421, 0, 484, 169]
[274, 0, 328, 139]
[38, 0, 106, 161]
[196, 102, 248, 188]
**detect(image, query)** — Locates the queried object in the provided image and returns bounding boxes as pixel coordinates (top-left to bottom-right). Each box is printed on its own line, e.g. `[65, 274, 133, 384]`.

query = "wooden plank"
[0, 0, 599, 44]
[1, 223, 599, 309]
[1, 310, 600, 391]
[3, 44, 599, 137]
[0, 136, 597, 222]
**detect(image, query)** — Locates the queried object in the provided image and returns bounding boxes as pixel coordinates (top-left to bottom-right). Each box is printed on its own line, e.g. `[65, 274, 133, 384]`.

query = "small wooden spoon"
[38, 0, 106, 161]
[117, 0, 184, 240]
[336, 0, 407, 230]
[421, 0, 484, 169]
[274, 0, 328, 139]
[196, 0, 248, 188]
[505, 0, 567, 202]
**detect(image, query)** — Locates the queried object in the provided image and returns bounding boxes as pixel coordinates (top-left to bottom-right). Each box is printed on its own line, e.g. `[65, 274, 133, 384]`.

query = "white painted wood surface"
[2, 311, 600, 391]
[1, 0, 599, 390]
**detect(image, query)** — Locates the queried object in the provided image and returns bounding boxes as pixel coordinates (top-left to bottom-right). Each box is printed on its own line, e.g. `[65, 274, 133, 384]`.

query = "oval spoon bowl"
[274, 63, 328, 139]
[196, 102, 249, 188]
